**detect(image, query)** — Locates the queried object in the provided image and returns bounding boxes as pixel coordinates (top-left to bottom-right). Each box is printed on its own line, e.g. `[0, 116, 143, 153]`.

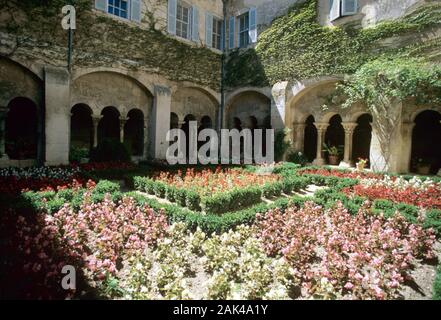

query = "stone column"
[143, 117, 149, 159]
[398, 121, 416, 173]
[292, 122, 306, 152]
[312, 122, 329, 166]
[271, 82, 289, 130]
[44, 66, 71, 166]
[119, 116, 128, 143]
[152, 85, 172, 159]
[340, 122, 358, 167]
[0, 106, 8, 160]
[92, 115, 102, 148]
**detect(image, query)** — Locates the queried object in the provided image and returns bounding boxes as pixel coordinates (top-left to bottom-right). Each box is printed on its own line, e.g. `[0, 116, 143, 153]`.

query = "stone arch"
[225, 90, 271, 129]
[171, 87, 218, 128]
[324, 114, 345, 164]
[71, 71, 153, 117]
[352, 113, 373, 165]
[304, 115, 317, 162]
[70, 104, 93, 153]
[98, 106, 121, 144]
[125, 108, 145, 157]
[0, 57, 45, 164]
[4, 97, 39, 160]
[411, 110, 441, 174]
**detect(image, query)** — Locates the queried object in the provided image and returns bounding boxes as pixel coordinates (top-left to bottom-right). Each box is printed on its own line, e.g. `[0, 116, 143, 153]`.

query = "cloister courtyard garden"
[1, 159, 441, 300]
[2, 0, 441, 303]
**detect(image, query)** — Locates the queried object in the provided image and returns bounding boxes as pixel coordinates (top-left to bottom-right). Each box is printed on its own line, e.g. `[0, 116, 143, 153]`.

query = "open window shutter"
[228, 16, 235, 49]
[342, 0, 358, 16]
[249, 8, 257, 43]
[330, 0, 341, 21]
[192, 6, 199, 42]
[131, 0, 141, 22]
[95, 0, 107, 12]
[205, 12, 213, 47]
[167, 0, 177, 35]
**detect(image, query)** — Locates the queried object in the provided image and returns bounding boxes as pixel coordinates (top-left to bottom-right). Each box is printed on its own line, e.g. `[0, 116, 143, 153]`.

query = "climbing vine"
[0, 0, 222, 90]
[225, 0, 441, 88]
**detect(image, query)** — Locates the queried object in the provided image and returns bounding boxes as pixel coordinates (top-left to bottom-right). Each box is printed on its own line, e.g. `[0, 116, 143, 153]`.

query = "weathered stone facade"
[0, 0, 440, 173]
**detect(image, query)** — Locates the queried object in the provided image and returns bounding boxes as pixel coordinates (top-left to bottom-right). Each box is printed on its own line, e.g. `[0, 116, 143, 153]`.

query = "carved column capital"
[92, 115, 103, 124]
[314, 122, 329, 132]
[154, 85, 171, 97]
[342, 122, 358, 134]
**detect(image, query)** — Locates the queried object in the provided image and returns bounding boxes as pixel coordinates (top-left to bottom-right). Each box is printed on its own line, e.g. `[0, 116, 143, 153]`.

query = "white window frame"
[212, 16, 223, 50]
[238, 11, 250, 48]
[176, 0, 192, 40]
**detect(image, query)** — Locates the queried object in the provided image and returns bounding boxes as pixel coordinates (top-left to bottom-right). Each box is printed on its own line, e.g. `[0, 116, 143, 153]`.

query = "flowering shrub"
[121, 223, 296, 300]
[256, 202, 436, 299]
[2, 194, 167, 299]
[345, 176, 441, 209]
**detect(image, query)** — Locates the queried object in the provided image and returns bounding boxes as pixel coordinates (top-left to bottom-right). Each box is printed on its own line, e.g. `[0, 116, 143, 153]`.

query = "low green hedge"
[126, 191, 310, 234]
[133, 174, 310, 215]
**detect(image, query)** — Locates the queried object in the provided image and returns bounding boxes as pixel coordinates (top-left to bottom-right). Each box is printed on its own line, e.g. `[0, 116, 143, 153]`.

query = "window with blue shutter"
[249, 7, 257, 43]
[342, 0, 358, 16]
[131, 0, 141, 22]
[238, 12, 249, 47]
[192, 6, 199, 42]
[205, 12, 213, 47]
[228, 16, 235, 49]
[168, 0, 177, 35]
[95, 0, 107, 12]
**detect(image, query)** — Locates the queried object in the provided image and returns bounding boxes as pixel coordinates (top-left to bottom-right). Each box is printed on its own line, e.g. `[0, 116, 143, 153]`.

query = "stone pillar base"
[312, 158, 326, 166]
[1, 154, 9, 161]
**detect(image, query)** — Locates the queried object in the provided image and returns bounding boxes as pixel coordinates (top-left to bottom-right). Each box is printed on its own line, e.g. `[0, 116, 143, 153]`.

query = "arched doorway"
[5, 97, 39, 160]
[181, 114, 196, 159]
[70, 104, 93, 151]
[98, 107, 120, 144]
[411, 110, 441, 174]
[324, 114, 344, 163]
[170, 112, 179, 130]
[304, 115, 317, 162]
[199, 116, 213, 130]
[124, 109, 144, 157]
[352, 114, 372, 166]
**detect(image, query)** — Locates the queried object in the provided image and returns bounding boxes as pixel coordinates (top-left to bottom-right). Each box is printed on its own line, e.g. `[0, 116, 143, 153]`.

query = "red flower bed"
[301, 168, 384, 180]
[344, 185, 441, 209]
[79, 161, 135, 171]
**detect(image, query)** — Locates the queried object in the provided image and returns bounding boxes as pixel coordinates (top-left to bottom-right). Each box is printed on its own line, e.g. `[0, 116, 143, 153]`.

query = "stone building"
[0, 0, 440, 173]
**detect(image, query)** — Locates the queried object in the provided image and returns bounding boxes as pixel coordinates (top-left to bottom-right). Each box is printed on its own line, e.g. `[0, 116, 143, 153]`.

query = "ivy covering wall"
[0, 0, 222, 90]
[225, 0, 441, 88]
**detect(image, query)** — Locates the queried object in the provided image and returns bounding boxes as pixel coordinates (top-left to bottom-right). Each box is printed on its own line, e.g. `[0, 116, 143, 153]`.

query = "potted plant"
[416, 158, 431, 175]
[356, 158, 368, 171]
[323, 143, 343, 165]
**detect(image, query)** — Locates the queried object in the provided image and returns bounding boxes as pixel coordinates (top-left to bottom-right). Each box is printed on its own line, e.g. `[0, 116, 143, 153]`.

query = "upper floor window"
[238, 12, 250, 48]
[168, 0, 199, 42]
[330, 0, 358, 22]
[108, 0, 129, 19]
[228, 8, 257, 50]
[94, 0, 141, 22]
[176, 1, 191, 39]
[212, 17, 223, 50]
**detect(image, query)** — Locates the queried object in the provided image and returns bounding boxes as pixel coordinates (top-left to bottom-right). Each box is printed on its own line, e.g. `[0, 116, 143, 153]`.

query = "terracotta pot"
[328, 155, 340, 165]
[416, 164, 431, 175]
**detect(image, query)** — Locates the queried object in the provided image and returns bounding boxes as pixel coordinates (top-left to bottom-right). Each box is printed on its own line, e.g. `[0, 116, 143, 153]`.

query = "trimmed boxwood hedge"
[133, 174, 310, 215]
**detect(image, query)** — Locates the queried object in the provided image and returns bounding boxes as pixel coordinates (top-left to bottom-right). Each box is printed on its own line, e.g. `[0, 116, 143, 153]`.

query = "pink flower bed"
[2, 194, 167, 299]
[256, 202, 436, 299]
